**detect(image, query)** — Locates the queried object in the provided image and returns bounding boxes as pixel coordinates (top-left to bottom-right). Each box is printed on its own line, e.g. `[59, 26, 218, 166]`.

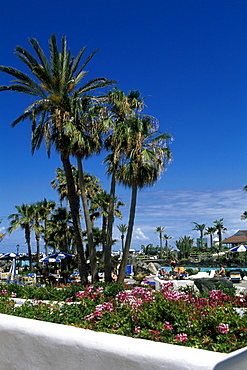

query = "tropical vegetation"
[0, 35, 172, 282]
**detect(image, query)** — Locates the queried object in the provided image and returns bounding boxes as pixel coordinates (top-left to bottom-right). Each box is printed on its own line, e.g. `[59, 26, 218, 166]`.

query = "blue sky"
[0, 0, 247, 253]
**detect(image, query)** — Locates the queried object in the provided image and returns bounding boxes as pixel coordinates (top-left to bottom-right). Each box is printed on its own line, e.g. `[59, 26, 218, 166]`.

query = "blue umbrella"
[50, 252, 73, 259]
[40, 256, 62, 263]
[40, 252, 73, 263]
[0, 252, 28, 259]
[228, 245, 247, 252]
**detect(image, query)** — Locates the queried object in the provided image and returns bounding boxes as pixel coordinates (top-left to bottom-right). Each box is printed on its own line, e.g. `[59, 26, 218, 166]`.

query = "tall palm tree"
[204, 226, 216, 248]
[117, 224, 128, 252]
[8, 203, 35, 270]
[192, 222, 206, 248]
[32, 202, 45, 267]
[117, 115, 172, 283]
[155, 227, 165, 258]
[213, 218, 227, 249]
[0, 35, 115, 283]
[104, 88, 144, 282]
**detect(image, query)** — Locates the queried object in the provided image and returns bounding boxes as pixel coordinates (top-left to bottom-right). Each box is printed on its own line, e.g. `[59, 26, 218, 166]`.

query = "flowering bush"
[0, 281, 246, 353]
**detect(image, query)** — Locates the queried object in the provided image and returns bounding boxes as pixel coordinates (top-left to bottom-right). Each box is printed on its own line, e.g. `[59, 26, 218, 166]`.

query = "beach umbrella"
[7, 258, 16, 283]
[228, 245, 247, 252]
[39, 252, 73, 263]
[0, 252, 17, 259]
[0, 252, 28, 259]
[40, 256, 62, 263]
[50, 252, 73, 259]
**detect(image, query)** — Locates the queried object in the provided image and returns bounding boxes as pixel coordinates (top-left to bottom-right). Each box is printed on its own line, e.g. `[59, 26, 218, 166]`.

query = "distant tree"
[204, 226, 216, 248]
[192, 222, 206, 248]
[155, 227, 165, 258]
[213, 219, 227, 249]
[175, 236, 194, 258]
[141, 243, 152, 255]
[163, 234, 172, 254]
[117, 224, 128, 252]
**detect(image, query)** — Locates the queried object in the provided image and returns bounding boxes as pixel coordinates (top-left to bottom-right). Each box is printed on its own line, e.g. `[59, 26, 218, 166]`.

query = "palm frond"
[70, 46, 87, 77]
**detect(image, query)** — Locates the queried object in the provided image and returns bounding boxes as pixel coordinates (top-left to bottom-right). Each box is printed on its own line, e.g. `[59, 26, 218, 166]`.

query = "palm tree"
[117, 115, 172, 283]
[32, 202, 45, 267]
[175, 236, 194, 258]
[155, 227, 165, 258]
[241, 211, 247, 220]
[90, 191, 124, 257]
[140, 243, 153, 255]
[0, 35, 115, 283]
[0, 219, 5, 242]
[213, 218, 227, 249]
[36, 198, 56, 255]
[8, 203, 35, 270]
[192, 222, 206, 248]
[46, 207, 73, 253]
[204, 226, 216, 248]
[163, 234, 172, 254]
[51, 167, 73, 208]
[104, 88, 144, 282]
[117, 224, 128, 252]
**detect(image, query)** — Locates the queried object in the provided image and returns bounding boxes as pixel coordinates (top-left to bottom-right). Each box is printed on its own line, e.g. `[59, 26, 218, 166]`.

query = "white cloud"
[119, 187, 247, 249]
[133, 227, 149, 241]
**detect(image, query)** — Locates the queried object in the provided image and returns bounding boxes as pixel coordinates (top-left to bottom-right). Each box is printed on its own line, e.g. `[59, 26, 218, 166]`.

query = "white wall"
[0, 314, 246, 370]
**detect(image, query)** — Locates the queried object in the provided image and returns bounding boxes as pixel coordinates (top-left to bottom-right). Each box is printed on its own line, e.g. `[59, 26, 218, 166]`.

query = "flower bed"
[0, 281, 247, 353]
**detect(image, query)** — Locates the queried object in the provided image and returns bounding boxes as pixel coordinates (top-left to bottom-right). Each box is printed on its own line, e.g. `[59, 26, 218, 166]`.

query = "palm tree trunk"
[105, 171, 116, 282]
[61, 153, 88, 283]
[35, 233, 40, 268]
[102, 214, 107, 259]
[25, 225, 33, 271]
[121, 235, 124, 252]
[77, 156, 98, 282]
[118, 184, 137, 283]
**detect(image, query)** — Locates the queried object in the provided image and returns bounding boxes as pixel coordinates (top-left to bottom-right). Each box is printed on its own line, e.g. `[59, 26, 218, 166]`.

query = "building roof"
[222, 230, 247, 245]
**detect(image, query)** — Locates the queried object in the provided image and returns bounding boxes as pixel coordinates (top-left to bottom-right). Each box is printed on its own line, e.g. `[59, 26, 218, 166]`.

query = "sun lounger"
[229, 270, 241, 283]
[22, 273, 36, 285]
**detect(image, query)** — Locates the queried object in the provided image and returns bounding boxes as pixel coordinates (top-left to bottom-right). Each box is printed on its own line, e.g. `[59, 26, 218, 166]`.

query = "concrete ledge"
[0, 314, 246, 369]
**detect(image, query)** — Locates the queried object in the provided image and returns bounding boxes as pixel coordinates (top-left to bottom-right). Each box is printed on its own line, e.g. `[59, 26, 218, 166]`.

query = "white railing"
[0, 314, 246, 369]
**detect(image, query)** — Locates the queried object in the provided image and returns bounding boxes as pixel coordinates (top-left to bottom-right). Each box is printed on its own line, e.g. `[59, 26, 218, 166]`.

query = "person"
[170, 259, 177, 268]
[159, 268, 170, 279]
[112, 268, 117, 282]
[214, 264, 226, 277]
[170, 265, 178, 278]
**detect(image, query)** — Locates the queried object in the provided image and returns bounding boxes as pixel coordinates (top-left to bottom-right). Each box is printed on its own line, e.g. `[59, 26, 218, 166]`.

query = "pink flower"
[135, 326, 141, 333]
[164, 321, 173, 330]
[209, 290, 227, 301]
[1, 290, 8, 295]
[176, 333, 188, 342]
[218, 323, 229, 334]
[11, 292, 17, 298]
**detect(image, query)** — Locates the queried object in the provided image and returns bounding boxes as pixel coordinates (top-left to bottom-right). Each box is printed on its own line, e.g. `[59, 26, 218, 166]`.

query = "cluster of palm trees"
[0, 35, 172, 283]
[8, 200, 56, 270]
[192, 219, 227, 248]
